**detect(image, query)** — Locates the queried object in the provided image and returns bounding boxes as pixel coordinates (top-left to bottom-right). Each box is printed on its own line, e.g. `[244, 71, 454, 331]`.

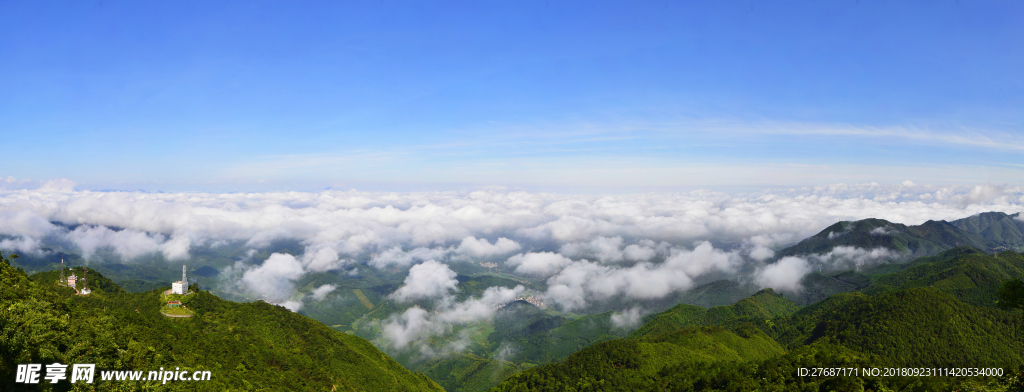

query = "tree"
[998, 277, 1024, 311]
[0, 251, 17, 265]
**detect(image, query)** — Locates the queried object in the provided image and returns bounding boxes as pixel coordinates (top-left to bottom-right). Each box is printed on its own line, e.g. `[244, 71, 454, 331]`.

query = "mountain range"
[2, 211, 1023, 391]
[491, 247, 1024, 391]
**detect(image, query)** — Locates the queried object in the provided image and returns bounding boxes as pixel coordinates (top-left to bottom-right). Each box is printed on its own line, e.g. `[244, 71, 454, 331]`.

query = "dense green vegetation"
[1002, 277, 1024, 313]
[629, 288, 798, 339]
[0, 252, 443, 391]
[862, 250, 1024, 306]
[953, 212, 1024, 251]
[418, 352, 524, 392]
[490, 251, 1024, 392]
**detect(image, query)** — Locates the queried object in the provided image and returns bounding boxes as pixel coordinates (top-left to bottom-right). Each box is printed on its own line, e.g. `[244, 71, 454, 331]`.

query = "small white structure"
[79, 267, 91, 295]
[171, 265, 188, 295]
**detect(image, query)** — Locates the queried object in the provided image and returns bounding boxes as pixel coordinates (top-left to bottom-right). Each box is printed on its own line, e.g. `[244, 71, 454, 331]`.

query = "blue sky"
[1, 1, 1022, 192]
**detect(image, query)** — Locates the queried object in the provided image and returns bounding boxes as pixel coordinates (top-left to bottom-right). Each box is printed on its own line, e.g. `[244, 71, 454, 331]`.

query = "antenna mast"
[182, 265, 188, 289]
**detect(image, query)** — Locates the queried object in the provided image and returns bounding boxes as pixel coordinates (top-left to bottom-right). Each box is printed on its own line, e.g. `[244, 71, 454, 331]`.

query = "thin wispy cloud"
[751, 124, 1024, 152]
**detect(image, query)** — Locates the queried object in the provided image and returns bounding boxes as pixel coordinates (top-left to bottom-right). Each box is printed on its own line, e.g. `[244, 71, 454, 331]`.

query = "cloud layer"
[1, 182, 1022, 314]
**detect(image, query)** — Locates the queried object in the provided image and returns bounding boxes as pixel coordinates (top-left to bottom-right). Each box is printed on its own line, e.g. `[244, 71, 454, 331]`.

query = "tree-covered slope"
[490, 324, 786, 392]
[629, 288, 798, 339]
[773, 211, 1024, 263]
[418, 353, 523, 392]
[863, 250, 1024, 307]
[952, 212, 1024, 251]
[780, 288, 1024, 367]
[775, 217, 988, 260]
[0, 253, 443, 392]
[673, 279, 759, 309]
[489, 253, 1024, 392]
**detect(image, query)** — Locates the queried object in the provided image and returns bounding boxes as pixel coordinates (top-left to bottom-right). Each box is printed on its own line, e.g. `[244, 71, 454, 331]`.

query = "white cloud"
[957, 184, 1006, 207]
[748, 246, 774, 261]
[383, 307, 446, 350]
[310, 284, 338, 301]
[560, 236, 626, 263]
[0, 183, 1021, 316]
[37, 179, 77, 193]
[0, 210, 56, 239]
[755, 256, 811, 292]
[540, 241, 744, 310]
[159, 233, 191, 260]
[869, 226, 894, 236]
[0, 236, 46, 257]
[68, 225, 164, 260]
[436, 285, 523, 324]
[811, 246, 897, 270]
[663, 241, 741, 278]
[505, 252, 573, 277]
[279, 300, 303, 312]
[622, 239, 667, 262]
[242, 253, 305, 302]
[610, 307, 644, 329]
[760, 125, 1024, 153]
[380, 284, 525, 353]
[743, 234, 789, 262]
[389, 260, 459, 302]
[370, 246, 451, 269]
[455, 237, 521, 258]
[301, 245, 349, 272]
[544, 260, 686, 311]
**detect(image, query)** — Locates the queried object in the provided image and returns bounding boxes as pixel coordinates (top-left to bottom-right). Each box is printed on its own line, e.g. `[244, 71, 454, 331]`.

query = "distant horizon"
[4, 176, 1024, 196]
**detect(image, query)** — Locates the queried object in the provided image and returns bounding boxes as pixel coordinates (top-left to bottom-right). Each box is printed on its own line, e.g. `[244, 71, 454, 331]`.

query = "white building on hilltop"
[171, 265, 188, 295]
[80, 267, 91, 295]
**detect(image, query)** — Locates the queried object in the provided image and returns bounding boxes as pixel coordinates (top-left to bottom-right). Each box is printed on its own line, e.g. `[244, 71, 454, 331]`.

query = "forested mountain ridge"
[0, 253, 444, 392]
[777, 212, 1024, 260]
[628, 288, 798, 339]
[490, 251, 1024, 392]
[678, 211, 1024, 308]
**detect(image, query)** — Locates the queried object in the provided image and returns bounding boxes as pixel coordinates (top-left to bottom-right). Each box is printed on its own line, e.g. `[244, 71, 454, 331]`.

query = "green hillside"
[465, 247, 1022, 391]
[490, 324, 786, 392]
[952, 212, 1024, 251]
[863, 250, 1024, 307]
[783, 288, 1024, 366]
[775, 218, 986, 260]
[773, 212, 1024, 264]
[0, 252, 443, 392]
[418, 353, 524, 392]
[629, 288, 799, 339]
[674, 279, 759, 308]
[490, 252, 1024, 392]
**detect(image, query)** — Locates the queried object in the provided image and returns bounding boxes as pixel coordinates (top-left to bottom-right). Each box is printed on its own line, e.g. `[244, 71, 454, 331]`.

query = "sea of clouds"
[1, 179, 1023, 352]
